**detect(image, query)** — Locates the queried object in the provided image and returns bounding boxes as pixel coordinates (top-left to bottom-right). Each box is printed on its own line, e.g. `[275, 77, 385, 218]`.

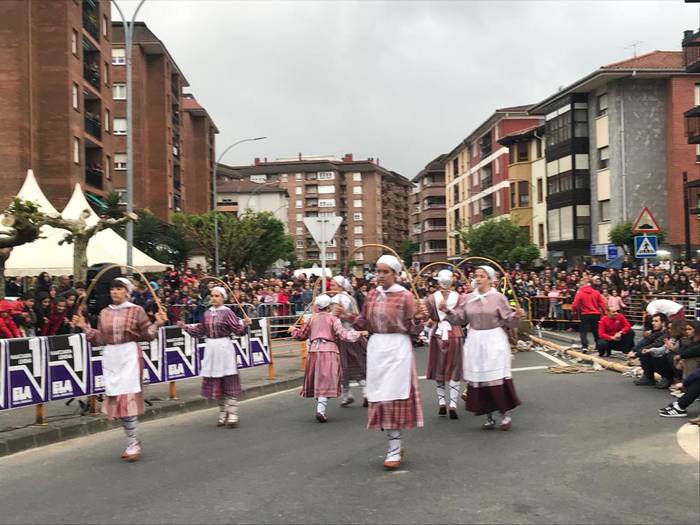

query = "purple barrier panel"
[47, 334, 88, 400]
[139, 339, 163, 385]
[163, 326, 197, 381]
[0, 341, 7, 410]
[89, 343, 105, 394]
[7, 337, 47, 408]
[248, 318, 271, 367]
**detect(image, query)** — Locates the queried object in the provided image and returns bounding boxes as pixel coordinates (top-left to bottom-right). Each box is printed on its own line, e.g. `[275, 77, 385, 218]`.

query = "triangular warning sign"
[632, 207, 661, 233]
[636, 237, 656, 256]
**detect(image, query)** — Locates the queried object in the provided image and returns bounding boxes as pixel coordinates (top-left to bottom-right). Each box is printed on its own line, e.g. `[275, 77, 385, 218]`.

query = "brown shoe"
[315, 412, 327, 423]
[383, 459, 401, 470]
[500, 421, 512, 431]
[340, 397, 355, 408]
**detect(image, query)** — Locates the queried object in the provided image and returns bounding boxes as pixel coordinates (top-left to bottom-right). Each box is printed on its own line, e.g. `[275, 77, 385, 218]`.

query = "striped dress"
[425, 292, 465, 382]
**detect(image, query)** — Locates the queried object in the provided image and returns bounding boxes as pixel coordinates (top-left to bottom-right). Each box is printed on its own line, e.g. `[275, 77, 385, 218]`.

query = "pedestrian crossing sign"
[634, 235, 657, 258]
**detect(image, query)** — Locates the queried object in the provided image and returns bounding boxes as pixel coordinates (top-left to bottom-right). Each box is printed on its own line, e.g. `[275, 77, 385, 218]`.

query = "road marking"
[676, 423, 700, 461]
[418, 365, 548, 380]
[536, 350, 569, 367]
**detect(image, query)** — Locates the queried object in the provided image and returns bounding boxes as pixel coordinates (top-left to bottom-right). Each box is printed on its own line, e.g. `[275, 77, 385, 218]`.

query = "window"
[597, 93, 608, 116]
[538, 223, 545, 248]
[354, 226, 364, 234]
[318, 199, 335, 208]
[113, 118, 127, 135]
[105, 109, 110, 132]
[296, 213, 303, 221]
[318, 185, 335, 194]
[480, 132, 492, 156]
[536, 178, 543, 203]
[598, 146, 609, 169]
[536, 138, 543, 159]
[295, 187, 302, 195]
[696, 144, 700, 162]
[114, 153, 127, 170]
[295, 173, 303, 181]
[548, 209, 560, 242]
[104, 62, 109, 85]
[295, 199, 302, 209]
[576, 205, 591, 239]
[326, 252, 337, 261]
[112, 49, 126, 65]
[353, 212, 363, 221]
[73, 138, 80, 164]
[317, 171, 335, 180]
[71, 30, 78, 55]
[112, 83, 126, 99]
[353, 199, 363, 208]
[355, 251, 364, 261]
[353, 186, 363, 195]
[517, 142, 529, 163]
[518, 181, 529, 207]
[352, 172, 362, 182]
[509, 146, 516, 165]
[296, 227, 304, 235]
[250, 174, 267, 183]
[105, 155, 110, 180]
[560, 206, 573, 241]
[102, 15, 108, 37]
[296, 240, 305, 248]
[545, 108, 571, 147]
[354, 239, 363, 247]
[573, 108, 588, 137]
[319, 211, 336, 218]
[510, 183, 516, 208]
[452, 158, 459, 177]
[72, 83, 79, 110]
[599, 199, 611, 222]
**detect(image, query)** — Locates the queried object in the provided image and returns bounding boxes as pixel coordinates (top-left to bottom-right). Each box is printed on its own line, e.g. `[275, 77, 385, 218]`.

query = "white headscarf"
[477, 265, 497, 281]
[437, 269, 453, 289]
[376, 255, 401, 274]
[211, 286, 228, 301]
[315, 294, 331, 310]
[332, 275, 352, 293]
[113, 277, 134, 294]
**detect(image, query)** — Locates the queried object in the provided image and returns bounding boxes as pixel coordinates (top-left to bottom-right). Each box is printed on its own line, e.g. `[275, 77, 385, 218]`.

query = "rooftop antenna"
[625, 40, 644, 57]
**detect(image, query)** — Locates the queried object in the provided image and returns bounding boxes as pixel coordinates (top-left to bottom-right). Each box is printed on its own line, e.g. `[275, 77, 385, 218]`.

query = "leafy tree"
[400, 239, 419, 268]
[609, 221, 666, 255]
[456, 219, 540, 265]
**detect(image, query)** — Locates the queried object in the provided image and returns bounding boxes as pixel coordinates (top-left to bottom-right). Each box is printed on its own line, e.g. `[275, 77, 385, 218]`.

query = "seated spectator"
[43, 297, 71, 336]
[677, 320, 700, 379]
[659, 365, 700, 418]
[13, 293, 37, 337]
[0, 300, 21, 339]
[596, 306, 634, 357]
[628, 313, 674, 389]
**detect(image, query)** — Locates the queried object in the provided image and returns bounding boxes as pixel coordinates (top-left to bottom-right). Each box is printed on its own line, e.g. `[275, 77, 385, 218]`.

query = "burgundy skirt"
[201, 374, 242, 399]
[426, 334, 463, 382]
[367, 357, 424, 430]
[301, 351, 341, 398]
[338, 338, 367, 384]
[465, 378, 521, 416]
[102, 351, 144, 420]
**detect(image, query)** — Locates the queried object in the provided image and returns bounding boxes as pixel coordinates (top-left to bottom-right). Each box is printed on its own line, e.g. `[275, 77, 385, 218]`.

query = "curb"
[0, 375, 304, 459]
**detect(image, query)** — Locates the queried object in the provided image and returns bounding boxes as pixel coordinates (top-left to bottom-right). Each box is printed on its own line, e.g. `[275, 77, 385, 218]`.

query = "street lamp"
[213, 136, 267, 275]
[111, 0, 146, 268]
[243, 180, 279, 211]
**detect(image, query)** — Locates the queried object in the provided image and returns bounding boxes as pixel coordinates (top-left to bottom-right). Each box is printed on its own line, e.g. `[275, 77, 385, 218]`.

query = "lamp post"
[213, 136, 267, 275]
[243, 180, 279, 211]
[111, 0, 145, 268]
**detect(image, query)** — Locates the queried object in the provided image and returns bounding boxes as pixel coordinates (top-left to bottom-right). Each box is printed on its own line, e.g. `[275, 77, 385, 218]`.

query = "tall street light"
[213, 136, 267, 275]
[111, 0, 146, 267]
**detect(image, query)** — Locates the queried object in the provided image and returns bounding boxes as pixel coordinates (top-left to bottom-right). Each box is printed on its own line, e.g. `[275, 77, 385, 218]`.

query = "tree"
[609, 221, 666, 255]
[400, 239, 419, 268]
[456, 219, 541, 266]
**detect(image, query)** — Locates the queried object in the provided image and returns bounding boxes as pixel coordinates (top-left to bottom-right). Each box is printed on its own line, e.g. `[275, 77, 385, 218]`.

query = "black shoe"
[658, 404, 687, 418]
[634, 377, 655, 386]
[438, 405, 447, 416]
[449, 409, 458, 420]
[655, 378, 671, 389]
[362, 397, 369, 408]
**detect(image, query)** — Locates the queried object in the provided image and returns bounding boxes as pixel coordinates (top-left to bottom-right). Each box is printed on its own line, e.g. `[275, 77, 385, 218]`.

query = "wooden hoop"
[455, 256, 522, 309]
[83, 263, 165, 314]
[293, 278, 322, 325]
[200, 276, 252, 322]
[345, 243, 419, 300]
[414, 261, 468, 289]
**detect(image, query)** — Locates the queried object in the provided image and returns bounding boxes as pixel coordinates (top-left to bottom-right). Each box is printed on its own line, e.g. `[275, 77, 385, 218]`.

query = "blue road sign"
[634, 235, 657, 259]
[606, 245, 619, 260]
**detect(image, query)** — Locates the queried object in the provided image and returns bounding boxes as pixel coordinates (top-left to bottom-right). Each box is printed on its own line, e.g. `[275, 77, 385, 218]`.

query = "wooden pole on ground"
[529, 335, 632, 374]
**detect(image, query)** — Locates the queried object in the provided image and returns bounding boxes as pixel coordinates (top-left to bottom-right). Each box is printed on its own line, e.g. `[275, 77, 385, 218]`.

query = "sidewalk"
[0, 351, 305, 458]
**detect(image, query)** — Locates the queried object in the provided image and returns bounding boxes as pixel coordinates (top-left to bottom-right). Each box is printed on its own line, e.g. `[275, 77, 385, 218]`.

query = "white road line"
[418, 365, 548, 381]
[536, 350, 569, 367]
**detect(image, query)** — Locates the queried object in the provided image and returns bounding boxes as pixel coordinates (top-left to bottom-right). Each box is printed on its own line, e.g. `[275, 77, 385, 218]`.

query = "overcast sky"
[115, 0, 697, 177]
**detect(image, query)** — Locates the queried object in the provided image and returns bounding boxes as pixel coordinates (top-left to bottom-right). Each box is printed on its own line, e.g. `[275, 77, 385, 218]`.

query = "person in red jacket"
[0, 300, 22, 339]
[596, 306, 635, 357]
[572, 276, 606, 352]
[42, 297, 71, 336]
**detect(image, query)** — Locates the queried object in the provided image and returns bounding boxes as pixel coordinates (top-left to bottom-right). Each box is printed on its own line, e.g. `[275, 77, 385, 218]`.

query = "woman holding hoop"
[441, 266, 524, 431]
[72, 277, 167, 462]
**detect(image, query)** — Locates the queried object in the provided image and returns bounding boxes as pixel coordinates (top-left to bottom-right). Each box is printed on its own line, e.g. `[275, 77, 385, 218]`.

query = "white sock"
[386, 430, 401, 461]
[436, 381, 446, 406]
[360, 379, 367, 398]
[672, 401, 682, 411]
[316, 396, 328, 415]
[448, 380, 460, 409]
[342, 385, 353, 401]
[500, 411, 512, 425]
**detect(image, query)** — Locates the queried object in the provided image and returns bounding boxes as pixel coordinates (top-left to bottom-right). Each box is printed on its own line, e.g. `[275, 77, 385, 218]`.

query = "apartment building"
[214, 173, 289, 228]
[444, 106, 540, 259]
[181, 93, 218, 214]
[0, 0, 115, 209]
[497, 124, 548, 257]
[223, 154, 412, 267]
[682, 29, 700, 256]
[530, 50, 700, 259]
[411, 155, 447, 266]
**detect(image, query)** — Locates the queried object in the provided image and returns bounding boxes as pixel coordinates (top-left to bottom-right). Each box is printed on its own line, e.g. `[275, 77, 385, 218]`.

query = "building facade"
[181, 93, 218, 214]
[214, 175, 289, 227]
[682, 29, 700, 257]
[223, 154, 412, 267]
[411, 155, 447, 266]
[0, 0, 115, 209]
[444, 106, 540, 259]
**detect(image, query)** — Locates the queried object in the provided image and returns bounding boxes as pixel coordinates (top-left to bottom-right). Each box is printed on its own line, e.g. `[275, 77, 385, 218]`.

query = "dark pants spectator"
[677, 374, 700, 410]
[596, 331, 635, 357]
[579, 314, 601, 348]
[640, 353, 675, 383]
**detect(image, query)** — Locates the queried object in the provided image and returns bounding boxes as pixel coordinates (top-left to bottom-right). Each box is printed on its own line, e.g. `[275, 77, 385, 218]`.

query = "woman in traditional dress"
[178, 286, 250, 428]
[352, 255, 428, 470]
[289, 295, 367, 422]
[329, 275, 368, 408]
[424, 270, 465, 419]
[72, 277, 167, 462]
[442, 266, 524, 431]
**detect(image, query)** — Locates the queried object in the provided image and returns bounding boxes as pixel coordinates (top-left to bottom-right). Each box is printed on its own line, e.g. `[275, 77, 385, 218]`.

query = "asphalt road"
[0, 347, 698, 525]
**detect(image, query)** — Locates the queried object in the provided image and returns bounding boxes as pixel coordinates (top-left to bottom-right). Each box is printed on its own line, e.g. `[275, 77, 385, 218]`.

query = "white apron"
[463, 327, 511, 383]
[102, 342, 141, 396]
[366, 333, 412, 402]
[432, 290, 458, 341]
[201, 337, 238, 378]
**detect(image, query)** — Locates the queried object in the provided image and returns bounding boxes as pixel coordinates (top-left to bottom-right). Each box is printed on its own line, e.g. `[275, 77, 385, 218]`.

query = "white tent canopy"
[4, 170, 168, 276]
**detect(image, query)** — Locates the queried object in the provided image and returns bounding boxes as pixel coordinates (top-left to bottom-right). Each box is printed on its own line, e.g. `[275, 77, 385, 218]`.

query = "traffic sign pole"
[320, 220, 327, 293]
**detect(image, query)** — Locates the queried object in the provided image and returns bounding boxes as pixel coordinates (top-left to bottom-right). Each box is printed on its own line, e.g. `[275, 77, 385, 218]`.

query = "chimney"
[298, 152, 302, 161]
[343, 153, 353, 162]
[254, 157, 261, 166]
[264, 157, 268, 163]
[684, 30, 695, 40]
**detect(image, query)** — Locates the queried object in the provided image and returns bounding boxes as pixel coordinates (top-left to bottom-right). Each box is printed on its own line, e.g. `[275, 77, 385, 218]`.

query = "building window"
[576, 205, 591, 239]
[114, 153, 127, 170]
[72, 83, 79, 110]
[696, 144, 700, 163]
[510, 183, 516, 208]
[480, 132, 492, 156]
[597, 93, 608, 116]
[295, 240, 305, 248]
[104, 61, 109, 85]
[319, 211, 336, 218]
[112, 83, 126, 99]
[102, 15, 108, 38]
[353, 199, 363, 208]
[352, 172, 362, 182]
[112, 49, 126, 65]
[295, 187, 302, 195]
[353, 212, 363, 221]
[71, 30, 78, 55]
[452, 158, 459, 177]
[295, 199, 302, 209]
[104, 109, 110, 132]
[536, 178, 543, 203]
[536, 138, 543, 159]
[295, 173, 302, 181]
[353, 186, 363, 195]
[598, 146, 609, 169]
[517, 142, 529, 163]
[546, 108, 571, 147]
[354, 226, 364, 234]
[113, 118, 127, 135]
[296, 213, 303, 221]
[296, 227, 304, 235]
[318, 185, 335, 194]
[518, 181, 529, 207]
[538, 223, 545, 248]
[326, 252, 337, 261]
[105, 155, 111, 180]
[355, 252, 364, 261]
[694, 84, 700, 106]
[73, 138, 80, 164]
[250, 174, 267, 183]
[599, 199, 611, 222]
[573, 108, 588, 137]
[317, 171, 335, 180]
[318, 199, 336, 208]
[354, 238, 363, 247]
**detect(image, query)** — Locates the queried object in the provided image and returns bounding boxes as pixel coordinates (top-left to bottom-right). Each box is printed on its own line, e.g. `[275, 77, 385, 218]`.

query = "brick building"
[411, 155, 447, 266]
[682, 30, 700, 257]
[221, 155, 412, 268]
[0, 0, 115, 209]
[181, 93, 218, 214]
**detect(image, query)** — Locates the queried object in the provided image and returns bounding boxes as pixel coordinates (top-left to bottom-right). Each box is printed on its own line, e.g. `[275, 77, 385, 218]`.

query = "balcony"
[82, 7, 99, 41]
[84, 114, 102, 140]
[481, 207, 493, 219]
[83, 63, 100, 90]
[174, 178, 182, 191]
[683, 30, 700, 73]
[85, 168, 103, 190]
[480, 177, 493, 191]
[685, 106, 700, 144]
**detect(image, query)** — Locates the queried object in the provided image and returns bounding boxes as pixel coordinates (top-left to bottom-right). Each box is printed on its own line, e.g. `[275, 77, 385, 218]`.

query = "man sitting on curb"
[596, 306, 634, 357]
[628, 313, 674, 389]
